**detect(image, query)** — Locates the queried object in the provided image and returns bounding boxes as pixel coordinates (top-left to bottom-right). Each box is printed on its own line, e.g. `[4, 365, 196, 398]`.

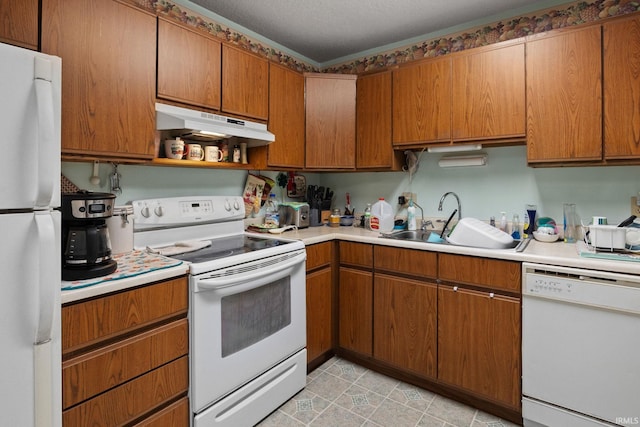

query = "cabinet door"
[392, 57, 451, 145]
[42, 0, 156, 159]
[438, 253, 521, 293]
[306, 267, 333, 363]
[338, 267, 372, 356]
[526, 26, 602, 163]
[157, 18, 221, 110]
[268, 63, 305, 168]
[305, 73, 357, 169]
[438, 286, 521, 409]
[604, 16, 640, 159]
[222, 45, 269, 120]
[374, 274, 437, 378]
[452, 43, 525, 141]
[0, 0, 38, 50]
[357, 71, 400, 169]
[339, 241, 373, 268]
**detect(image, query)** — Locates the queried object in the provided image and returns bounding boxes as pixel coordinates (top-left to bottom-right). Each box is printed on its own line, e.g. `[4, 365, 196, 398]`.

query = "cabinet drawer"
[306, 242, 333, 271]
[62, 356, 189, 427]
[62, 277, 188, 355]
[63, 319, 188, 409]
[133, 397, 189, 427]
[439, 254, 520, 293]
[374, 246, 437, 278]
[339, 241, 373, 268]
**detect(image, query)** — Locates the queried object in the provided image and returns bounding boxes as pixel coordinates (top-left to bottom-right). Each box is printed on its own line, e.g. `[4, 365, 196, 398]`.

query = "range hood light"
[428, 144, 482, 153]
[197, 130, 229, 138]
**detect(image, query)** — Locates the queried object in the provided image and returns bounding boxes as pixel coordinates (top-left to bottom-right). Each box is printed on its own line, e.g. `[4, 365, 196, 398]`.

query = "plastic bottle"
[499, 212, 507, 232]
[370, 198, 394, 233]
[407, 199, 417, 231]
[363, 203, 372, 229]
[265, 193, 279, 227]
[511, 214, 521, 239]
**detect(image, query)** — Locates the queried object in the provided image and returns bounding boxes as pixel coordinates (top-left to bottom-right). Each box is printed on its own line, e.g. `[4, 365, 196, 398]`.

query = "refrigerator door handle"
[34, 57, 56, 209]
[34, 212, 56, 345]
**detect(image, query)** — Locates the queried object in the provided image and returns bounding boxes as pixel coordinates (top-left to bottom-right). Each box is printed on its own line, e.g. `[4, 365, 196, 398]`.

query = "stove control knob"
[233, 199, 240, 211]
[140, 204, 150, 218]
[224, 199, 232, 212]
[154, 205, 164, 217]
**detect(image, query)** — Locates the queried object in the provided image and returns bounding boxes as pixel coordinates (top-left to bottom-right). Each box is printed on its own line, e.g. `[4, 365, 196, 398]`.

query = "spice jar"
[329, 208, 341, 227]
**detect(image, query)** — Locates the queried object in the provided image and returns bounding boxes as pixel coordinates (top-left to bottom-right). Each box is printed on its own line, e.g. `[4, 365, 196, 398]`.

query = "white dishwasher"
[522, 262, 640, 427]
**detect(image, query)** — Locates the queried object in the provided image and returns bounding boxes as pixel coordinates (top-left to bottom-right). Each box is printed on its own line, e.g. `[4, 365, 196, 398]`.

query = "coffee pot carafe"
[61, 191, 117, 281]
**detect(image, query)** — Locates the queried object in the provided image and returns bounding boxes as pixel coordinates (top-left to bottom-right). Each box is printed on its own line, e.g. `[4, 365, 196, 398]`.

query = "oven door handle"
[197, 252, 305, 290]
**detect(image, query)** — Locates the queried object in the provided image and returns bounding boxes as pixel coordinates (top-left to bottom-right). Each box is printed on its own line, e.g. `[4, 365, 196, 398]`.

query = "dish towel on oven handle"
[146, 239, 212, 256]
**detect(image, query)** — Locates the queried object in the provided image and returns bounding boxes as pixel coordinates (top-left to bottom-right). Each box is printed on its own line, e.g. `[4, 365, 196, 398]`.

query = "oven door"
[190, 249, 306, 413]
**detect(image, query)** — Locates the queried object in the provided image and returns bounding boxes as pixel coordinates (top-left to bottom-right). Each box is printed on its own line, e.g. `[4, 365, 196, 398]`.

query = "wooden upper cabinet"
[604, 16, 640, 160]
[452, 43, 525, 142]
[357, 71, 400, 169]
[305, 73, 357, 169]
[221, 45, 269, 120]
[157, 18, 221, 111]
[42, 0, 157, 159]
[0, 0, 38, 50]
[392, 57, 452, 146]
[526, 26, 602, 163]
[268, 63, 305, 168]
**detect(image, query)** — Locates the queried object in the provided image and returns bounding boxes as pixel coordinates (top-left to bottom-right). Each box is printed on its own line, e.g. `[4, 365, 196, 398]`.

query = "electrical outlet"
[631, 197, 640, 217]
[400, 192, 417, 208]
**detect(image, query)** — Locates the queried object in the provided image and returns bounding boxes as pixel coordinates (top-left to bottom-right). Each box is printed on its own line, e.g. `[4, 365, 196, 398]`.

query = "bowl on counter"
[340, 215, 354, 226]
[533, 230, 560, 243]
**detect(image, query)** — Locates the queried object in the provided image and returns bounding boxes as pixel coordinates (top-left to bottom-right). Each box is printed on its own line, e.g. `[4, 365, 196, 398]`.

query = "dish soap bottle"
[407, 199, 417, 231]
[265, 193, 279, 228]
[363, 203, 372, 229]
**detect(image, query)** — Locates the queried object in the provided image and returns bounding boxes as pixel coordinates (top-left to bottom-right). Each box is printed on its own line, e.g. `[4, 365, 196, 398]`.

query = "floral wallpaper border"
[130, 0, 639, 74]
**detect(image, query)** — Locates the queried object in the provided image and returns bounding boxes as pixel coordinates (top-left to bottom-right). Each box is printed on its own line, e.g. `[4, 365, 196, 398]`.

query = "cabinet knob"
[453, 286, 458, 292]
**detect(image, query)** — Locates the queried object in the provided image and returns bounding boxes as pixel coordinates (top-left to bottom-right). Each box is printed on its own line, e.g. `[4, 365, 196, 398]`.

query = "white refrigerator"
[0, 42, 62, 427]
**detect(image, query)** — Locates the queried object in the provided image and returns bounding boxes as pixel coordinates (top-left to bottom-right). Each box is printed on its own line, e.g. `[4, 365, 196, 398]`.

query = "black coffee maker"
[62, 191, 118, 281]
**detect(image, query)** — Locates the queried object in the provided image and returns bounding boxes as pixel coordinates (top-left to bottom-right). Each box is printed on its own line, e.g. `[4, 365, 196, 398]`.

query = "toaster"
[278, 202, 310, 229]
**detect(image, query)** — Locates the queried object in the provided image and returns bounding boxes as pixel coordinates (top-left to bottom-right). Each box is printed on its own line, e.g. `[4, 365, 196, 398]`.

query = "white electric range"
[132, 195, 307, 427]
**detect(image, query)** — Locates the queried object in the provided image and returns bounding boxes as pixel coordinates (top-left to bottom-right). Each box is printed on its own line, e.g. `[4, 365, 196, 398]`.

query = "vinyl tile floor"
[257, 357, 520, 427]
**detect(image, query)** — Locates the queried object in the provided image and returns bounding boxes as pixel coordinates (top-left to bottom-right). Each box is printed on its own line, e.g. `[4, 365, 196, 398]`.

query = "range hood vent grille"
[156, 103, 275, 146]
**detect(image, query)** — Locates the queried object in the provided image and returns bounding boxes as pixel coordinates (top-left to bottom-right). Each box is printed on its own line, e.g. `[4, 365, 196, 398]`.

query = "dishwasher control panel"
[525, 274, 576, 297]
[523, 263, 640, 314]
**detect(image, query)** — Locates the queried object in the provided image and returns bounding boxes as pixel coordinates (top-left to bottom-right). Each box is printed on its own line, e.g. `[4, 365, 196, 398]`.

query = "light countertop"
[62, 225, 640, 304]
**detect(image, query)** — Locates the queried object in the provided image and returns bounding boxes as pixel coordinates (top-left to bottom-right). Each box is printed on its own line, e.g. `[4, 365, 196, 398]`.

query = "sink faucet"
[412, 201, 433, 231]
[438, 192, 462, 221]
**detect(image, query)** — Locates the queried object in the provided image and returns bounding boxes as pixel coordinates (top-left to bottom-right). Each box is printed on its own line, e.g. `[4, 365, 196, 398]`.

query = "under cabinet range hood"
[156, 103, 275, 146]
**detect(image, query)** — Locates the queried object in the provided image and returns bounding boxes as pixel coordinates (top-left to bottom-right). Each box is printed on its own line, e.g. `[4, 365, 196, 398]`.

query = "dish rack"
[586, 225, 626, 252]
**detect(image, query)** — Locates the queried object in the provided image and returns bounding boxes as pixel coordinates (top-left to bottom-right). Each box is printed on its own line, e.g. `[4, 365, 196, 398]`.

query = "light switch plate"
[631, 197, 640, 217]
[401, 192, 417, 208]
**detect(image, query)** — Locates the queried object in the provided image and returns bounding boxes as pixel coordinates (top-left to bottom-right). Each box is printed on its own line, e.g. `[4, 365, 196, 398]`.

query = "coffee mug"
[204, 145, 223, 162]
[164, 138, 184, 160]
[185, 143, 204, 161]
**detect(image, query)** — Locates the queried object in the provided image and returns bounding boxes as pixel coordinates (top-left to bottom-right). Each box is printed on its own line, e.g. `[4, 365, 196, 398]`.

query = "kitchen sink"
[381, 229, 531, 252]
[380, 230, 443, 243]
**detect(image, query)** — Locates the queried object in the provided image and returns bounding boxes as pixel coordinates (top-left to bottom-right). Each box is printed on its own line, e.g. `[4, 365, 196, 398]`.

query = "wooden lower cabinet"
[437, 285, 521, 409]
[61, 276, 189, 426]
[373, 274, 437, 378]
[338, 267, 373, 356]
[305, 242, 334, 366]
[438, 253, 521, 411]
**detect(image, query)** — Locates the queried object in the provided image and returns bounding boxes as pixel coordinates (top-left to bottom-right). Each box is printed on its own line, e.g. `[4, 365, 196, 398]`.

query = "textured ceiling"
[187, 0, 571, 65]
